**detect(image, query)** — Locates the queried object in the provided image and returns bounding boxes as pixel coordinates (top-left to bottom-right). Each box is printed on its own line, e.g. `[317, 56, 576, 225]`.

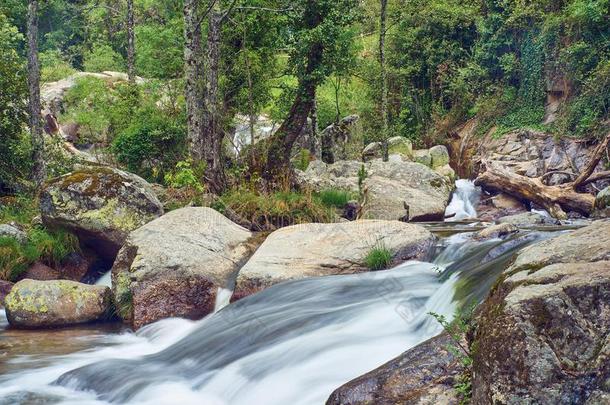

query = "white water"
[94, 271, 112, 287]
[0, 260, 456, 405]
[445, 179, 481, 221]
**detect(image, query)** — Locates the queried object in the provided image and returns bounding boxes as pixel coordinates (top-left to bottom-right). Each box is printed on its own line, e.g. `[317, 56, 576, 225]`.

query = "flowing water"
[0, 180, 578, 405]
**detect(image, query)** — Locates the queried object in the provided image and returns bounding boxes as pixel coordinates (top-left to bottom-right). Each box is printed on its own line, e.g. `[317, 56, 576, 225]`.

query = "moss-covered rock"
[593, 186, 610, 218]
[40, 166, 164, 259]
[5, 279, 112, 328]
[429, 145, 450, 169]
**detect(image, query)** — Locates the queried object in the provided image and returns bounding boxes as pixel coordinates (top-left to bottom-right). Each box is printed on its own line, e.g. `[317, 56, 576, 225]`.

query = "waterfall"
[444, 179, 481, 221]
[0, 229, 561, 405]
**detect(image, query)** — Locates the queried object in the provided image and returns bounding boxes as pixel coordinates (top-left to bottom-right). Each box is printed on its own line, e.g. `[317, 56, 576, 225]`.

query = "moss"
[114, 271, 134, 320]
[80, 198, 144, 232]
[388, 141, 413, 158]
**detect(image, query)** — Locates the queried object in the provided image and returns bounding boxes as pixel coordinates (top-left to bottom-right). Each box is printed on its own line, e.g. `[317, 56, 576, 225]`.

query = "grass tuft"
[365, 243, 393, 270]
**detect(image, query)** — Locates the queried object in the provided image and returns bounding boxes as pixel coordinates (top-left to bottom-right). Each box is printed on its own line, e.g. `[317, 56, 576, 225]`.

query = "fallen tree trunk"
[475, 134, 610, 219]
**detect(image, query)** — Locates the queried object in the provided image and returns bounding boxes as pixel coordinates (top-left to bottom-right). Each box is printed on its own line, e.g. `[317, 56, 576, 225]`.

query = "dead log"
[475, 134, 610, 219]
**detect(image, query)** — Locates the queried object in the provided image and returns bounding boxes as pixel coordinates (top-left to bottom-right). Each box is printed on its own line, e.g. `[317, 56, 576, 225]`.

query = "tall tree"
[263, 0, 357, 184]
[379, 0, 389, 161]
[27, 0, 45, 188]
[126, 0, 135, 82]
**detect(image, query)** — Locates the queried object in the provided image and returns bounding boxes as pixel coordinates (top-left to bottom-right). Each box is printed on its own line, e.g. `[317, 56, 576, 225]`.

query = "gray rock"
[497, 212, 560, 226]
[473, 223, 518, 241]
[112, 207, 252, 329]
[429, 145, 450, 169]
[413, 149, 432, 167]
[297, 158, 454, 221]
[326, 333, 463, 405]
[5, 279, 111, 328]
[0, 224, 27, 244]
[593, 186, 610, 218]
[233, 220, 435, 300]
[362, 137, 413, 162]
[41, 166, 164, 259]
[473, 220, 610, 404]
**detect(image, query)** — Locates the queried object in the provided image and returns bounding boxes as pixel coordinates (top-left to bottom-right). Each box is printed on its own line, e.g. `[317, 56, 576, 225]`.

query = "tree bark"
[379, 0, 389, 162]
[201, 5, 226, 193]
[475, 133, 610, 220]
[127, 0, 135, 83]
[27, 0, 45, 189]
[263, 1, 323, 184]
[309, 96, 320, 158]
[183, 0, 205, 166]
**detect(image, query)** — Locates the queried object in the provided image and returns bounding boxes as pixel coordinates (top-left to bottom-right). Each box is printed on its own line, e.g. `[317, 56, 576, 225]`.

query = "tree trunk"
[263, 1, 323, 184]
[27, 0, 45, 189]
[127, 0, 135, 83]
[183, 0, 204, 166]
[475, 134, 610, 219]
[379, 0, 389, 162]
[309, 96, 320, 158]
[201, 6, 226, 193]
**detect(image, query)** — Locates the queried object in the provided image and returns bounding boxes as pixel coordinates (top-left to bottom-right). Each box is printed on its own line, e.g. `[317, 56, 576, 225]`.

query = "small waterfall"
[94, 271, 112, 287]
[214, 288, 233, 312]
[445, 179, 481, 221]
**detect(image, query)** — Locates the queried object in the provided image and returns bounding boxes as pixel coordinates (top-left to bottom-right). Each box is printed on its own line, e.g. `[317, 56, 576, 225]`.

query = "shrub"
[215, 189, 334, 231]
[364, 243, 392, 270]
[0, 228, 79, 282]
[317, 189, 357, 208]
[83, 43, 124, 73]
[39, 49, 76, 82]
[164, 160, 204, 192]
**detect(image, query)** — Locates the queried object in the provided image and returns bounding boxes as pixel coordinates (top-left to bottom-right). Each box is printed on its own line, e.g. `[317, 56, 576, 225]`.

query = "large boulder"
[233, 220, 435, 300]
[326, 333, 463, 405]
[112, 207, 252, 329]
[297, 158, 454, 221]
[4, 279, 112, 328]
[362, 136, 413, 161]
[41, 166, 164, 259]
[429, 145, 450, 169]
[472, 219, 610, 404]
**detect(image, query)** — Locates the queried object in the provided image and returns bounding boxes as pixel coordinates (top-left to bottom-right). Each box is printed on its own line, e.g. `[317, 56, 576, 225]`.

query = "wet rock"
[112, 207, 252, 329]
[497, 212, 560, 226]
[473, 223, 518, 241]
[41, 166, 164, 259]
[0, 223, 27, 244]
[476, 193, 528, 222]
[472, 220, 610, 404]
[57, 251, 96, 282]
[19, 262, 60, 281]
[297, 158, 453, 221]
[326, 333, 463, 405]
[4, 279, 112, 328]
[233, 220, 435, 300]
[0, 280, 13, 306]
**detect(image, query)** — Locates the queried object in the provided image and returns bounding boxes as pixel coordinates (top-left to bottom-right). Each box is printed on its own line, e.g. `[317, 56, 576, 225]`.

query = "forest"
[0, 1, 609, 404]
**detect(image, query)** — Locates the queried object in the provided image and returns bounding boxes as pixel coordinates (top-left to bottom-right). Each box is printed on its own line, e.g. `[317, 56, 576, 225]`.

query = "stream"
[0, 181, 578, 404]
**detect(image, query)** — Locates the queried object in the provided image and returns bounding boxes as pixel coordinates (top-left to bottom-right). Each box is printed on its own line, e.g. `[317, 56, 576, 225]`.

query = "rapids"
[0, 181, 574, 405]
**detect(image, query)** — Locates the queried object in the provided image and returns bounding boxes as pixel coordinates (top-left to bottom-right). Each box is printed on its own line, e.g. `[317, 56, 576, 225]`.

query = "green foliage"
[164, 160, 204, 192]
[39, 49, 76, 82]
[83, 43, 125, 73]
[136, 20, 184, 78]
[0, 13, 29, 192]
[214, 189, 334, 230]
[364, 243, 392, 270]
[357, 164, 368, 197]
[317, 189, 357, 208]
[429, 305, 477, 405]
[0, 229, 79, 282]
[112, 110, 187, 182]
[294, 148, 312, 171]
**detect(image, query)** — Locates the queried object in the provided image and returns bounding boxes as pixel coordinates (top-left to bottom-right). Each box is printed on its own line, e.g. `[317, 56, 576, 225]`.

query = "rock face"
[472, 219, 610, 404]
[4, 279, 112, 328]
[233, 220, 435, 300]
[41, 166, 164, 259]
[297, 157, 454, 221]
[326, 333, 463, 405]
[0, 223, 27, 244]
[497, 211, 560, 226]
[112, 207, 252, 329]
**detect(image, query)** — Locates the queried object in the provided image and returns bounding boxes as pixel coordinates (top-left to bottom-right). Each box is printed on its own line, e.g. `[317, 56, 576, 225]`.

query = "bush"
[0, 228, 79, 282]
[214, 189, 335, 231]
[83, 43, 124, 73]
[364, 243, 392, 270]
[112, 111, 187, 182]
[316, 188, 357, 208]
[39, 49, 76, 82]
